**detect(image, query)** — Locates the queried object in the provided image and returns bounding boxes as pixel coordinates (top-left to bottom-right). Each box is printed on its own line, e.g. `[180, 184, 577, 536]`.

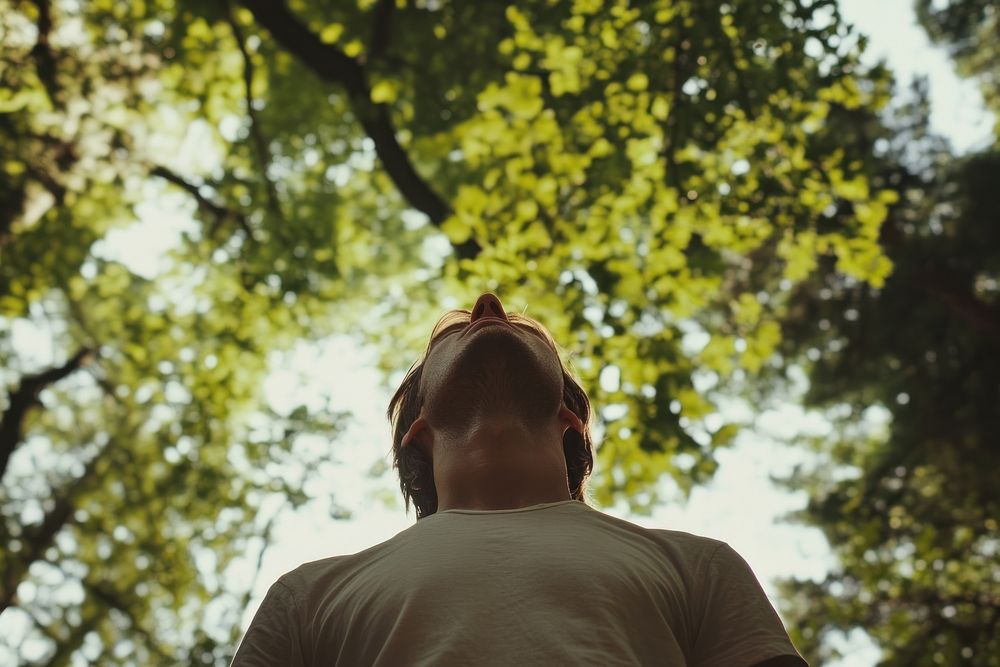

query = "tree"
[2, 0, 900, 662]
[916, 0, 1000, 126]
[1, 2, 353, 662]
[767, 51, 1000, 667]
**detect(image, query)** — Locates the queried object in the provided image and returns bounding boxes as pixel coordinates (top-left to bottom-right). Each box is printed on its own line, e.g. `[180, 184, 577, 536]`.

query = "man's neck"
[431, 419, 571, 512]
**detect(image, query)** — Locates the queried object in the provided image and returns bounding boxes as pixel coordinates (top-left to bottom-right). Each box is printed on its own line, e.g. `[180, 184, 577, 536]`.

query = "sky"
[2, 0, 992, 664]
[838, 0, 992, 154]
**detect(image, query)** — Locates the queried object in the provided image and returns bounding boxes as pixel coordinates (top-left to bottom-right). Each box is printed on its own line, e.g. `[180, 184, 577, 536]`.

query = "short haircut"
[386, 308, 596, 520]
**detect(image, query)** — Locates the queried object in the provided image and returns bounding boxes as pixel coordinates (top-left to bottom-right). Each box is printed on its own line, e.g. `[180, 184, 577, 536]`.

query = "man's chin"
[430, 380, 562, 432]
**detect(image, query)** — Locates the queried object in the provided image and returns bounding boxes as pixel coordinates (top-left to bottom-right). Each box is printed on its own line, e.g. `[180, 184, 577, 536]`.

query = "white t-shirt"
[232, 499, 806, 666]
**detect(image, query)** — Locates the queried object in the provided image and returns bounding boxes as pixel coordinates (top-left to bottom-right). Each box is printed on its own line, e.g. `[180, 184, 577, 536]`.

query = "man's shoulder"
[268, 556, 340, 600]
[275, 541, 389, 596]
[582, 506, 725, 555]
[644, 525, 725, 549]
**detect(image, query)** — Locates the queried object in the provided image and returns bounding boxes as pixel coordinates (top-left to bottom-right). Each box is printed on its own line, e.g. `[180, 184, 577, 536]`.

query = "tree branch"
[29, 0, 61, 108]
[1, 438, 107, 616]
[0, 348, 94, 483]
[368, 0, 395, 62]
[221, 0, 287, 229]
[238, 0, 482, 260]
[40, 603, 99, 667]
[22, 604, 66, 654]
[87, 580, 177, 663]
[1, 491, 73, 615]
[150, 165, 255, 241]
[232, 503, 283, 633]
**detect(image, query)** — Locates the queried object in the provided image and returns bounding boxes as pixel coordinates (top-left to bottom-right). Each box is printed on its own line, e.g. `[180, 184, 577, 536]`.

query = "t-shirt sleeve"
[230, 579, 307, 667]
[690, 542, 807, 667]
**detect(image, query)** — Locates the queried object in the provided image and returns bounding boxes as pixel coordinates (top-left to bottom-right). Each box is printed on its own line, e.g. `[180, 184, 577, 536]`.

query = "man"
[232, 292, 808, 666]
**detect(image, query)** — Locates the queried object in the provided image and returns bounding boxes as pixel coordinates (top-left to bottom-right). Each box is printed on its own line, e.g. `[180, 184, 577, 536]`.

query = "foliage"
[331, 0, 898, 509]
[768, 74, 1000, 665]
[0, 1, 354, 663]
[1, 0, 906, 663]
[916, 0, 1000, 128]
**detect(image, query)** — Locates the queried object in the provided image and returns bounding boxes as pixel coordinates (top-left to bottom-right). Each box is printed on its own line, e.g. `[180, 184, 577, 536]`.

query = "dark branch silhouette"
[0, 437, 109, 617]
[238, 0, 482, 260]
[1, 484, 73, 614]
[29, 0, 61, 107]
[368, 0, 396, 62]
[0, 347, 94, 483]
[221, 0, 287, 230]
[151, 165, 256, 242]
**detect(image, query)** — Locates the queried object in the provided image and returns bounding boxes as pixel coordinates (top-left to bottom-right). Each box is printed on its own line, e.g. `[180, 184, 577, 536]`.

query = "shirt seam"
[274, 579, 306, 662]
[275, 579, 297, 602]
[690, 541, 728, 659]
[706, 541, 727, 564]
[437, 499, 582, 515]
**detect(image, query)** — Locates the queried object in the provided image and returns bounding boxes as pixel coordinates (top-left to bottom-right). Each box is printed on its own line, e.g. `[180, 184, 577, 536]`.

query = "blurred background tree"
[0, 0, 994, 664]
[768, 2, 1000, 664]
[772, 86, 1000, 664]
[916, 0, 1000, 124]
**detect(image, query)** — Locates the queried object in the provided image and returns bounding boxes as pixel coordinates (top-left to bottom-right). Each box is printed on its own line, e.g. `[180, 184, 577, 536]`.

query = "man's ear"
[558, 403, 583, 437]
[401, 416, 433, 459]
